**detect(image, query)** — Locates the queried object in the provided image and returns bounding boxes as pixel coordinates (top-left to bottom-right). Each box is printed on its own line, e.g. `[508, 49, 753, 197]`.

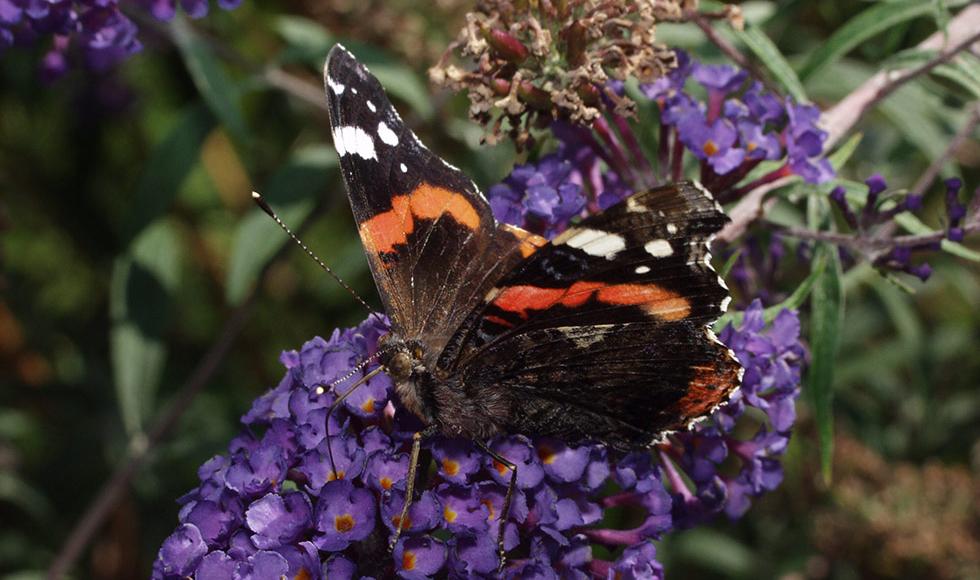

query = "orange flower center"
[327, 470, 345, 482]
[703, 139, 719, 156]
[334, 514, 355, 533]
[493, 460, 509, 476]
[380, 477, 393, 490]
[481, 498, 496, 521]
[295, 568, 312, 580]
[444, 505, 458, 523]
[360, 398, 375, 413]
[536, 444, 557, 465]
[391, 514, 412, 529]
[442, 458, 460, 477]
[402, 551, 417, 570]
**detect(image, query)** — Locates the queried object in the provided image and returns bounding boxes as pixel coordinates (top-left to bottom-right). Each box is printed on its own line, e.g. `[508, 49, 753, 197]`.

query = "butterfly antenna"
[251, 191, 374, 314]
[320, 347, 394, 475]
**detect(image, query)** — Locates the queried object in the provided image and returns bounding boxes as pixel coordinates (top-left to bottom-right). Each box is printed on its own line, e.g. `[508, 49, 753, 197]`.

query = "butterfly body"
[324, 45, 742, 452]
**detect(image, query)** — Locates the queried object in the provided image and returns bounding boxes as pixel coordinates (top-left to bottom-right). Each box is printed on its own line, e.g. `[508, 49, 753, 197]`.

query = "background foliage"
[1, 1, 978, 578]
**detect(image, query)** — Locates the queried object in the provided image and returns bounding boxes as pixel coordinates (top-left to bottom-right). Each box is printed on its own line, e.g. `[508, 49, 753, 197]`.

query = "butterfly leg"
[323, 365, 384, 476]
[475, 440, 517, 573]
[388, 424, 439, 555]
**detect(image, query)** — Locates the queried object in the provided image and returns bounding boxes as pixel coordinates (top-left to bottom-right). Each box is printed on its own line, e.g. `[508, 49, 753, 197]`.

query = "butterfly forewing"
[324, 45, 544, 359]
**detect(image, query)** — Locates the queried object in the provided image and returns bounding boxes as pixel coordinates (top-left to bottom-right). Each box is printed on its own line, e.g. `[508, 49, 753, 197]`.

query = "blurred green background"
[1, 1, 978, 579]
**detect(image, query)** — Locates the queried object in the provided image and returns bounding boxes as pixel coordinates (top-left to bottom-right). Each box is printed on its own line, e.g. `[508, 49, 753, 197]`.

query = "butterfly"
[322, 44, 741, 562]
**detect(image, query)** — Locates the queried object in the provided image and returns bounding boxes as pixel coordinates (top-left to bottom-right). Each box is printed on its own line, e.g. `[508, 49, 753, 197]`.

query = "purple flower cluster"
[154, 299, 804, 578]
[488, 52, 835, 228]
[830, 174, 950, 281]
[0, 0, 241, 79]
[488, 148, 587, 239]
[645, 52, 834, 193]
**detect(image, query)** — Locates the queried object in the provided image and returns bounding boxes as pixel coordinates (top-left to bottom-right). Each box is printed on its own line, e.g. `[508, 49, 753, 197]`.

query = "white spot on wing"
[351, 87, 358, 94]
[692, 180, 724, 212]
[399, 163, 408, 173]
[626, 197, 646, 213]
[666, 223, 678, 234]
[377, 121, 399, 146]
[635, 265, 651, 274]
[564, 228, 626, 259]
[644, 239, 674, 258]
[367, 100, 376, 112]
[332, 126, 376, 160]
[326, 75, 345, 95]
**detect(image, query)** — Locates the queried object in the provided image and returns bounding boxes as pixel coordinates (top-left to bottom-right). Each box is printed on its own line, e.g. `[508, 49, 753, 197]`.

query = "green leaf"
[879, 82, 952, 160]
[171, 15, 251, 156]
[274, 15, 334, 65]
[797, 0, 970, 81]
[225, 146, 339, 305]
[716, 251, 824, 330]
[732, 26, 807, 102]
[0, 471, 53, 523]
[672, 528, 754, 575]
[827, 132, 863, 170]
[893, 212, 980, 262]
[806, 197, 844, 483]
[110, 219, 182, 436]
[934, 57, 980, 99]
[718, 248, 742, 279]
[123, 104, 214, 242]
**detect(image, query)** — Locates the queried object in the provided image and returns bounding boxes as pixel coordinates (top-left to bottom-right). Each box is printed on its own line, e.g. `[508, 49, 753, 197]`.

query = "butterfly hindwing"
[324, 45, 545, 360]
[439, 182, 741, 447]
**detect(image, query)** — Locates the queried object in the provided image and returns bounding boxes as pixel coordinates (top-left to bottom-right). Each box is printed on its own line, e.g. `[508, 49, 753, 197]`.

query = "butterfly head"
[378, 337, 416, 382]
[377, 334, 433, 421]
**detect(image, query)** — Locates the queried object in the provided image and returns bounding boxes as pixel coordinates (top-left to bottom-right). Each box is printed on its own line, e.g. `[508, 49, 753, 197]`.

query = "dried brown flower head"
[430, 0, 686, 147]
[811, 436, 980, 580]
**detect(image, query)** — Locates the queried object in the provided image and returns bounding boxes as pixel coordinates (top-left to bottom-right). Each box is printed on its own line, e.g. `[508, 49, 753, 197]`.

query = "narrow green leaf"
[225, 146, 340, 305]
[934, 58, 980, 99]
[879, 84, 952, 160]
[171, 15, 251, 154]
[806, 197, 844, 483]
[274, 15, 333, 65]
[893, 212, 980, 262]
[0, 471, 53, 523]
[672, 528, 754, 576]
[798, 0, 970, 81]
[110, 219, 182, 436]
[716, 251, 824, 330]
[732, 26, 807, 102]
[827, 132, 862, 170]
[124, 104, 214, 242]
[718, 248, 742, 279]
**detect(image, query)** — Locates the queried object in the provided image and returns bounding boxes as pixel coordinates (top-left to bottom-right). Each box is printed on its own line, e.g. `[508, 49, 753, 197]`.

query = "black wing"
[324, 45, 546, 361]
[438, 182, 742, 448]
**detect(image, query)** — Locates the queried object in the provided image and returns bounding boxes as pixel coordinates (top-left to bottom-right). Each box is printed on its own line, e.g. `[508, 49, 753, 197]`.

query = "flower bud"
[487, 29, 529, 63]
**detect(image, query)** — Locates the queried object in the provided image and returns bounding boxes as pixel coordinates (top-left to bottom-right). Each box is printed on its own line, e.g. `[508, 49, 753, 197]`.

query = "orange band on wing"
[492, 281, 690, 321]
[596, 283, 691, 321]
[671, 364, 737, 418]
[408, 183, 481, 229]
[358, 183, 481, 257]
[359, 195, 413, 254]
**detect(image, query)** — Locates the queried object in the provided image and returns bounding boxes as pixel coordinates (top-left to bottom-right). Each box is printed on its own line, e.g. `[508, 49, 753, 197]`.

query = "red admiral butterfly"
[322, 44, 741, 560]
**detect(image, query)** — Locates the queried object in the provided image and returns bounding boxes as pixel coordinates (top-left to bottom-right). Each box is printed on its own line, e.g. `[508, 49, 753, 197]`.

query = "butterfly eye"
[414, 347, 424, 359]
